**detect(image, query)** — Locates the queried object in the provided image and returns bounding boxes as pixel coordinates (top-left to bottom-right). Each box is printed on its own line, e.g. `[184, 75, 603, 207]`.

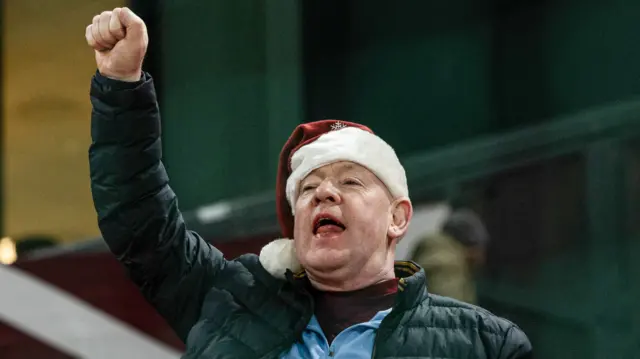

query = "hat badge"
[330, 121, 347, 131]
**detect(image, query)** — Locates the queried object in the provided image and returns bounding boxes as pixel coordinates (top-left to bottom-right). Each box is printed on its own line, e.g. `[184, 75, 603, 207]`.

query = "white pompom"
[258, 238, 302, 279]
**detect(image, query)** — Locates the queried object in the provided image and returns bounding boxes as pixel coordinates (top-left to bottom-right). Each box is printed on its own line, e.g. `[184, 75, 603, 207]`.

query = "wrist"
[99, 70, 142, 82]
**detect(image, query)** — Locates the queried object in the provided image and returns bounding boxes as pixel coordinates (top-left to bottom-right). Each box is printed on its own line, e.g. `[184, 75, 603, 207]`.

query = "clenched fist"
[85, 7, 148, 82]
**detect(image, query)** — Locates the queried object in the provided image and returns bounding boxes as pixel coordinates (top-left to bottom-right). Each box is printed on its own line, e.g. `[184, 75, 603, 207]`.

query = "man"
[85, 7, 532, 358]
[412, 208, 490, 304]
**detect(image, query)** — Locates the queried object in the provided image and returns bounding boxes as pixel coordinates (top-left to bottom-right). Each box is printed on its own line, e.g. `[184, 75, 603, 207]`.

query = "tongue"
[316, 224, 344, 234]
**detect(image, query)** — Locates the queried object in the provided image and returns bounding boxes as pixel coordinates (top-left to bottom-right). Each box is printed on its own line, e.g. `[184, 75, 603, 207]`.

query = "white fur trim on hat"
[258, 238, 302, 279]
[285, 127, 408, 214]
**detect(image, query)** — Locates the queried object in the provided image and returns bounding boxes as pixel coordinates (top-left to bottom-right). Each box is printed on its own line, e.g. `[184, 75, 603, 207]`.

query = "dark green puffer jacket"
[89, 71, 532, 359]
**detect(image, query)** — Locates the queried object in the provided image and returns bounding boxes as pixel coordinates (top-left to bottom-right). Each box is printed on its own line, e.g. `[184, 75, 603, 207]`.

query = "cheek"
[346, 201, 389, 238]
[292, 199, 309, 232]
[292, 205, 312, 244]
[293, 216, 308, 239]
[292, 219, 309, 258]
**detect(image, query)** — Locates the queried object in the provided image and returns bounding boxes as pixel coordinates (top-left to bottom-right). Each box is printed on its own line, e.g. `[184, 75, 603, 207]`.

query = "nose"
[313, 180, 342, 206]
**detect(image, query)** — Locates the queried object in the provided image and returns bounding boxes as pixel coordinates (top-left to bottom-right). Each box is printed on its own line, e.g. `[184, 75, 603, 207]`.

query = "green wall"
[160, 1, 640, 209]
[305, 1, 640, 154]
[495, 0, 640, 126]
[304, 1, 496, 156]
[160, 1, 301, 210]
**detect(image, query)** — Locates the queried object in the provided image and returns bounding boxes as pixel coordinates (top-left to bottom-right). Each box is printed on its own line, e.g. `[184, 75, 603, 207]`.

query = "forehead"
[300, 161, 394, 199]
[303, 161, 372, 180]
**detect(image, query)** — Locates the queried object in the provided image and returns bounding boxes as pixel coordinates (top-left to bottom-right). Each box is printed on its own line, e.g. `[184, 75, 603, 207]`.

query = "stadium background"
[2, 0, 640, 357]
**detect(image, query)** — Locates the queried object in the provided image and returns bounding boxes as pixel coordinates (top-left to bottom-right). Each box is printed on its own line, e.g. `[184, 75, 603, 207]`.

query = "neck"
[306, 252, 396, 292]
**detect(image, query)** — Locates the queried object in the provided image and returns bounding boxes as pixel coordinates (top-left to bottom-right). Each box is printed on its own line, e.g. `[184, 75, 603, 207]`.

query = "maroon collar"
[309, 278, 398, 343]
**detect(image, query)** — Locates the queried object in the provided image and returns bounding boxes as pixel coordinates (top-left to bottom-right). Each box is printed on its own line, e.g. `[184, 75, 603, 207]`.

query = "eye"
[301, 184, 317, 192]
[343, 178, 362, 186]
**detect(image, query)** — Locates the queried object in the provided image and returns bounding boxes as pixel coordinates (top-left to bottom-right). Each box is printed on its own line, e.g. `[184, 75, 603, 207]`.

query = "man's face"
[292, 161, 405, 276]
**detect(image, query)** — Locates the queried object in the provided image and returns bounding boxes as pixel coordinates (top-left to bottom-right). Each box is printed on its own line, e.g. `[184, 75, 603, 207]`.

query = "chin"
[302, 248, 350, 273]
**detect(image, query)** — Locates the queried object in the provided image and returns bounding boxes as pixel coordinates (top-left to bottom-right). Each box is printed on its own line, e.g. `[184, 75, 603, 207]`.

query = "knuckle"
[132, 20, 146, 29]
[92, 15, 100, 22]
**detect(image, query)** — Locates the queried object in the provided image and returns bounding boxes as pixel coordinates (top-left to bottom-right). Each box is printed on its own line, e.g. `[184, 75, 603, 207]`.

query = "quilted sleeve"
[89, 71, 225, 342]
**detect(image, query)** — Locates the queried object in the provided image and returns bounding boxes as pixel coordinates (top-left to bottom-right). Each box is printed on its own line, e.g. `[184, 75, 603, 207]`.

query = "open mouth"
[313, 214, 346, 235]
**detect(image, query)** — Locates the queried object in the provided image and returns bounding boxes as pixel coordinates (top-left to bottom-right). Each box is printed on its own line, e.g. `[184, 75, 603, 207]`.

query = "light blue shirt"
[280, 308, 392, 358]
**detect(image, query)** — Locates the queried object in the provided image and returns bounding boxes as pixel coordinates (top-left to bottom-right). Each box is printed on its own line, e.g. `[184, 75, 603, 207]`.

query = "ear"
[388, 197, 413, 240]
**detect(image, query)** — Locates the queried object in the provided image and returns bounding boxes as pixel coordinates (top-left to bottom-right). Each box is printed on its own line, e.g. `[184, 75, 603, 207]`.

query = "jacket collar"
[393, 260, 429, 310]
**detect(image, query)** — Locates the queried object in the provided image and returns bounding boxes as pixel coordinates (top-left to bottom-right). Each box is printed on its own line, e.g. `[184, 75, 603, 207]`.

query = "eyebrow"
[304, 163, 361, 182]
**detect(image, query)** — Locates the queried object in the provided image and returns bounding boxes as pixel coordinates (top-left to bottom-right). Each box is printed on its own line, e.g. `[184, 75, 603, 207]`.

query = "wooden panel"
[3, 0, 125, 242]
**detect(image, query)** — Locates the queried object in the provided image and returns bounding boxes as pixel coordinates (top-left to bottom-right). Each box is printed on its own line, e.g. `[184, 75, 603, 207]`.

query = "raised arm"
[86, 7, 225, 342]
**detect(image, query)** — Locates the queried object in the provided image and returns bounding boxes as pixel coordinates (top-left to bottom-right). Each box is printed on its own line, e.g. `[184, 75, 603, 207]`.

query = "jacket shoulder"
[426, 293, 516, 332]
[418, 294, 532, 357]
[217, 253, 287, 294]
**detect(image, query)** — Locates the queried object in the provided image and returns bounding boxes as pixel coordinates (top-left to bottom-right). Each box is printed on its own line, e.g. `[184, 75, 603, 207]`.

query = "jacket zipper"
[372, 302, 406, 358]
[371, 311, 394, 359]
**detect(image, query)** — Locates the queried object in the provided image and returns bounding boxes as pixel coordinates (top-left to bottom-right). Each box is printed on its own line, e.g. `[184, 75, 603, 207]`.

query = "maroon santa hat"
[259, 119, 408, 278]
[275, 120, 373, 239]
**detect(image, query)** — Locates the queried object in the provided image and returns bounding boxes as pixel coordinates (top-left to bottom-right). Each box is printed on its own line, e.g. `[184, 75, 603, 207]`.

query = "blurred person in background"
[85, 7, 531, 359]
[411, 208, 489, 304]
